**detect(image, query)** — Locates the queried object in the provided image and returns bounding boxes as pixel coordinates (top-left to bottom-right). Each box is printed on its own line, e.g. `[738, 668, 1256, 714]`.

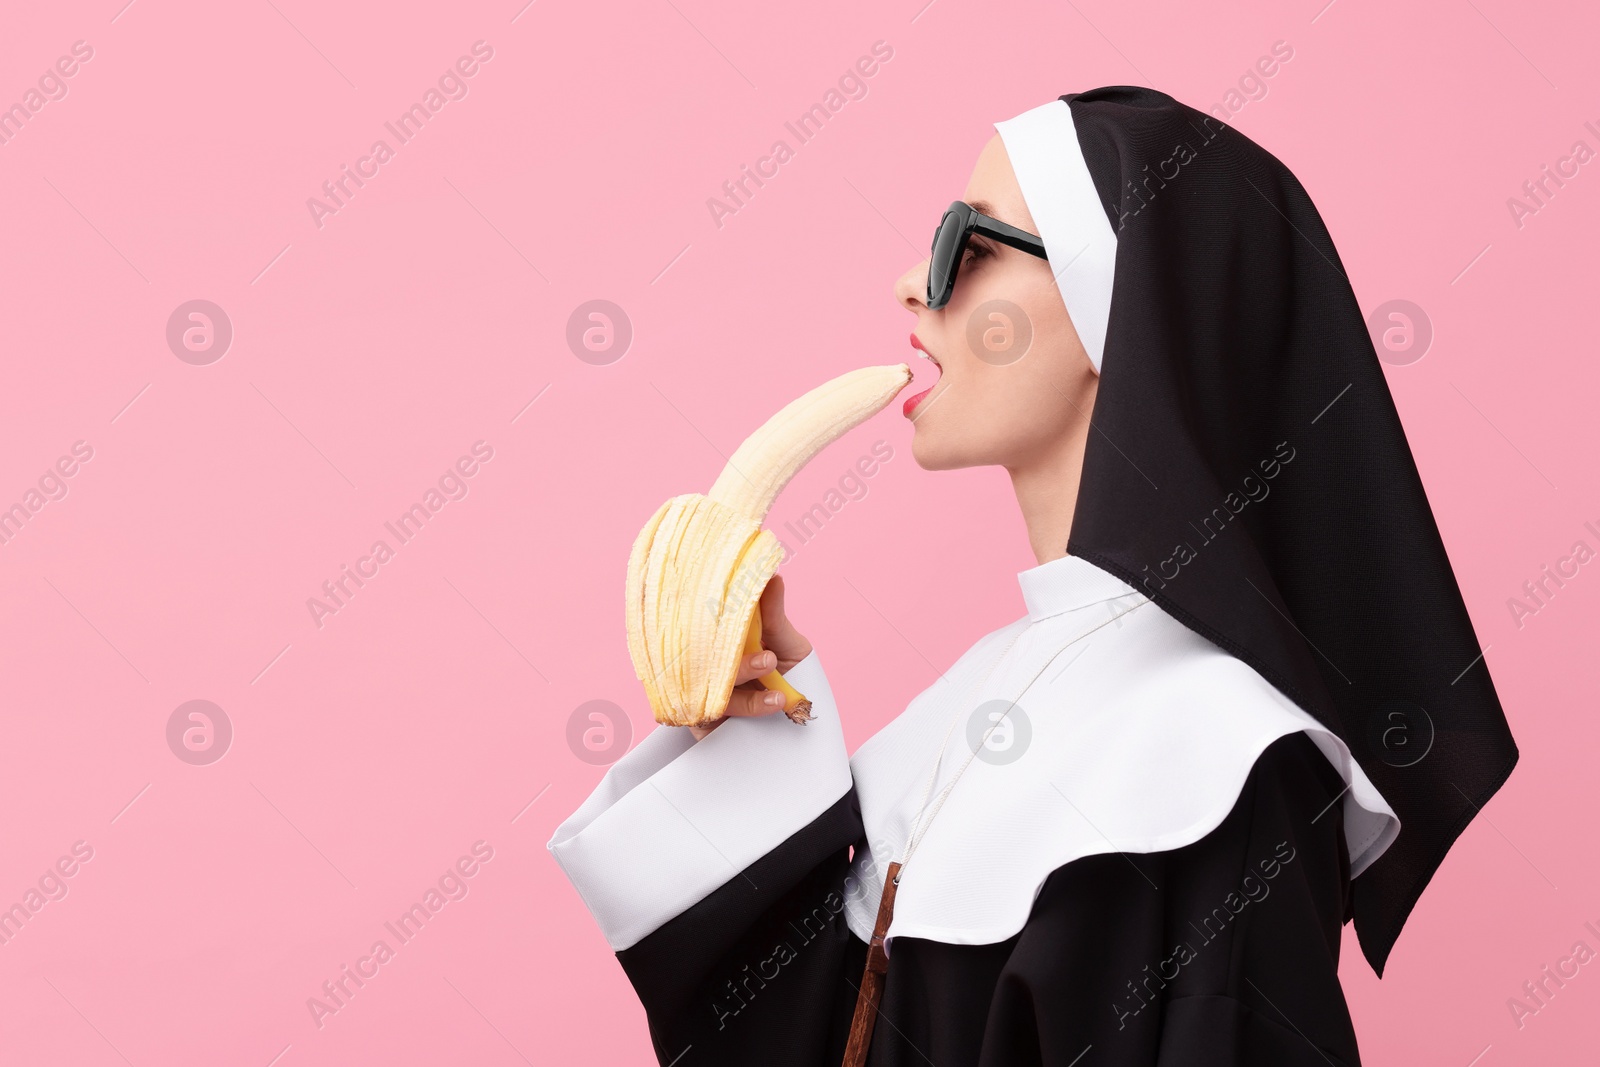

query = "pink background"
[1, 0, 1596, 1063]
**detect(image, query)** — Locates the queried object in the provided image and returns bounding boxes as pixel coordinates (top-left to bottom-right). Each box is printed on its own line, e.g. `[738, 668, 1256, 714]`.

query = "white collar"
[1017, 552, 1138, 621]
[846, 567, 1400, 953]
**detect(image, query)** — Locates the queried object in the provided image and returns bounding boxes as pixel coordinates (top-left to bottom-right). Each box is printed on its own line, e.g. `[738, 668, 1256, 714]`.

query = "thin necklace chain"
[895, 596, 1151, 883]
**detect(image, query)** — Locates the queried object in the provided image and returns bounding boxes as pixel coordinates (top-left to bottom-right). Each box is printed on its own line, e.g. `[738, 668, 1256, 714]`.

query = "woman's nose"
[895, 258, 930, 313]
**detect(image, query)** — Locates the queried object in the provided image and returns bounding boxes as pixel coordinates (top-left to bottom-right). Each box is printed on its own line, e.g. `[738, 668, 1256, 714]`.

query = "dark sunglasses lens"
[928, 211, 965, 308]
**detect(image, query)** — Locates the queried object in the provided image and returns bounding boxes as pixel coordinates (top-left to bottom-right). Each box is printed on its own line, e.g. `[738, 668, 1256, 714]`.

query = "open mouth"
[904, 334, 942, 418]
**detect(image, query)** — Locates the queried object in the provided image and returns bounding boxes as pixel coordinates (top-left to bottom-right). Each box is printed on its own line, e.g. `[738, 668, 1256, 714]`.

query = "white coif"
[994, 99, 1119, 374]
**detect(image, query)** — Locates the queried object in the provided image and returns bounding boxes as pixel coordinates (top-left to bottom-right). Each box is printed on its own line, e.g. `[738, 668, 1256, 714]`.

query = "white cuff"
[546, 649, 853, 951]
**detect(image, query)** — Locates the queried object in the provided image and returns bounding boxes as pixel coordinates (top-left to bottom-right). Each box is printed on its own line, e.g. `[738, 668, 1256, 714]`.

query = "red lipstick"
[903, 333, 937, 418]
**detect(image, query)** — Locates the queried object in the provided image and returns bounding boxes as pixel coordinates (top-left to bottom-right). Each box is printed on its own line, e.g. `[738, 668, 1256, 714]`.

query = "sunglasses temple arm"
[972, 217, 1048, 259]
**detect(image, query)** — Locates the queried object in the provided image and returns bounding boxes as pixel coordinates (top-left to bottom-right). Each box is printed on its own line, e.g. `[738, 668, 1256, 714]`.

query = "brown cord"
[841, 861, 900, 1067]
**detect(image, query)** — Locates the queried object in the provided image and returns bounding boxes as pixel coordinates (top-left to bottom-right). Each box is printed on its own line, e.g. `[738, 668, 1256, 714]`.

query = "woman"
[548, 86, 1518, 1065]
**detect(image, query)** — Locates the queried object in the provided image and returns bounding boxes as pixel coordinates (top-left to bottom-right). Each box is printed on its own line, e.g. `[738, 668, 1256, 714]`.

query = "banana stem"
[742, 607, 813, 724]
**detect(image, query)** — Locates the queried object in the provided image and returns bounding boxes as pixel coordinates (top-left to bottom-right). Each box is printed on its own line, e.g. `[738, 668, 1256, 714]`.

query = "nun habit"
[548, 86, 1518, 1066]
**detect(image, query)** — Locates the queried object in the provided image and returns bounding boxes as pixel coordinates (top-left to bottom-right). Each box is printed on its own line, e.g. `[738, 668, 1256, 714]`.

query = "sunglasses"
[926, 200, 1049, 310]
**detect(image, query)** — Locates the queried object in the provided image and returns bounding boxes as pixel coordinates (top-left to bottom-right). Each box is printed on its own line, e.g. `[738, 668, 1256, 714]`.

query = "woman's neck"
[1007, 419, 1093, 567]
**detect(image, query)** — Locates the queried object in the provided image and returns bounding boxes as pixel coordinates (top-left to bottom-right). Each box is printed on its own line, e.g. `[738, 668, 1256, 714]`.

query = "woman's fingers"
[733, 647, 777, 687]
[723, 680, 789, 717]
[687, 680, 786, 739]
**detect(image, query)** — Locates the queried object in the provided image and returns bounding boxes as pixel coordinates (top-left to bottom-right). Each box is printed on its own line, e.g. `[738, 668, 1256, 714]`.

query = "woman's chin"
[910, 429, 965, 471]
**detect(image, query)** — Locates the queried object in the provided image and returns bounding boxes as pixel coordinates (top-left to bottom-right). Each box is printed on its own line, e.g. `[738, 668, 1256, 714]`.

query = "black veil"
[1060, 85, 1517, 975]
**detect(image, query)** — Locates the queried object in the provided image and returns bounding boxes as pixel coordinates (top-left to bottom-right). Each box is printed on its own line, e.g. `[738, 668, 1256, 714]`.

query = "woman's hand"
[688, 574, 813, 740]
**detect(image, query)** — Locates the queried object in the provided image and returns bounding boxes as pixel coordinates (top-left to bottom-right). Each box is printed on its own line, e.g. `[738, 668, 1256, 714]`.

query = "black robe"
[613, 731, 1361, 1066]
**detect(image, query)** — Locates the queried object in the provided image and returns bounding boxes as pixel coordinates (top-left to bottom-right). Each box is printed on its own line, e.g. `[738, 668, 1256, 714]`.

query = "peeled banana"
[625, 364, 912, 727]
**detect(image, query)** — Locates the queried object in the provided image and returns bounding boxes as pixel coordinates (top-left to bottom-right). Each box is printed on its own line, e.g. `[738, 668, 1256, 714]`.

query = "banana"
[625, 364, 912, 726]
